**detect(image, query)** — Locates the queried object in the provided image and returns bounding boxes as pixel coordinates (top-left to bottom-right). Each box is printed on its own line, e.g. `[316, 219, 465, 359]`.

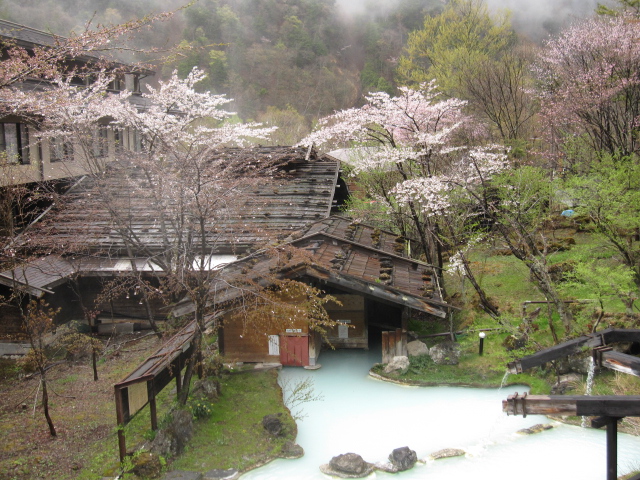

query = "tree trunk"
[40, 375, 56, 437]
[178, 332, 201, 405]
[545, 298, 559, 344]
[92, 343, 98, 382]
[459, 250, 501, 320]
[528, 258, 574, 335]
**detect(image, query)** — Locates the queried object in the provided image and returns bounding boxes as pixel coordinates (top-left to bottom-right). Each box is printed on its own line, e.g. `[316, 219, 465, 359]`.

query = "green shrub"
[188, 398, 214, 420]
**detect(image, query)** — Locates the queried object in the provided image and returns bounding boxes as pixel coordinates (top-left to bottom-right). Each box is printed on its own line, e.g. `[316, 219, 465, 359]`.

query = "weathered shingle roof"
[29, 146, 341, 256]
[173, 219, 449, 318]
[0, 20, 60, 48]
[0, 255, 75, 296]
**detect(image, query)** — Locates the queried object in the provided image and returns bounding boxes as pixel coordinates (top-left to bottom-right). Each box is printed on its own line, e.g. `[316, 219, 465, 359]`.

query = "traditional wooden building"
[173, 216, 450, 366]
[0, 19, 152, 187]
[0, 146, 350, 336]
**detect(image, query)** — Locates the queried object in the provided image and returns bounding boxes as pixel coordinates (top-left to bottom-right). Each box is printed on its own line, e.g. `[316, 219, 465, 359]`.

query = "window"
[133, 129, 145, 153]
[108, 76, 124, 92]
[132, 74, 140, 93]
[113, 128, 124, 153]
[0, 123, 30, 164]
[268, 335, 280, 356]
[93, 126, 109, 158]
[50, 137, 73, 163]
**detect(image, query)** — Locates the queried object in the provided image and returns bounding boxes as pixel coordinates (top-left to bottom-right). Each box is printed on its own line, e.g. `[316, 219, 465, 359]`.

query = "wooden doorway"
[279, 335, 309, 366]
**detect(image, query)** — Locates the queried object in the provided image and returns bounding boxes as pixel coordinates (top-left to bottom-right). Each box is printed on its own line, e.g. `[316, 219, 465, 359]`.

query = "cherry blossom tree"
[536, 14, 640, 157]
[9, 65, 338, 403]
[300, 83, 508, 314]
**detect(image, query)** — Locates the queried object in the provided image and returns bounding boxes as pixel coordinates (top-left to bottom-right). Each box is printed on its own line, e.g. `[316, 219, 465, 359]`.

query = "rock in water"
[429, 448, 466, 460]
[279, 441, 304, 459]
[202, 468, 239, 480]
[319, 453, 375, 478]
[517, 424, 554, 435]
[389, 446, 417, 471]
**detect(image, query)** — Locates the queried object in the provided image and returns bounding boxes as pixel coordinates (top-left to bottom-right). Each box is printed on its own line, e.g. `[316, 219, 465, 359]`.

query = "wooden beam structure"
[599, 349, 640, 377]
[503, 394, 640, 418]
[503, 393, 640, 480]
[507, 328, 640, 376]
[505, 331, 640, 480]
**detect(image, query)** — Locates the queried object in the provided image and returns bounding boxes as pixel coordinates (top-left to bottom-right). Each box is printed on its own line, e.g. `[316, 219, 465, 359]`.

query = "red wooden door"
[279, 335, 309, 366]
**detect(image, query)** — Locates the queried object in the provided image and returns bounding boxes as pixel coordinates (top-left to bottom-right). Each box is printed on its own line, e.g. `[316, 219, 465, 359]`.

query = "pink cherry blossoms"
[299, 83, 508, 217]
[536, 14, 640, 155]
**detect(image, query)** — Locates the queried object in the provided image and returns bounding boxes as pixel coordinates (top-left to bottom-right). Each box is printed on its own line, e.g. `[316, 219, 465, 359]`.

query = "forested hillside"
[0, 0, 603, 127]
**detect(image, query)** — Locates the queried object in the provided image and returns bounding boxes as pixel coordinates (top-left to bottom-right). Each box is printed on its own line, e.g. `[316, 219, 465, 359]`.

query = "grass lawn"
[170, 369, 296, 474]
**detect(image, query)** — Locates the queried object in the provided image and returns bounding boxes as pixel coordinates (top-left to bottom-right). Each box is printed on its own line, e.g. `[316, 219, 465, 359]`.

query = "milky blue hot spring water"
[239, 348, 640, 480]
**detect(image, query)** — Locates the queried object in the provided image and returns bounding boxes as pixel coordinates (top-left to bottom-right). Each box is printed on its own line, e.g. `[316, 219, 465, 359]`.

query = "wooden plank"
[503, 394, 640, 417]
[388, 332, 397, 360]
[508, 334, 606, 373]
[601, 350, 640, 377]
[382, 331, 390, 364]
[603, 329, 640, 344]
[395, 328, 402, 357]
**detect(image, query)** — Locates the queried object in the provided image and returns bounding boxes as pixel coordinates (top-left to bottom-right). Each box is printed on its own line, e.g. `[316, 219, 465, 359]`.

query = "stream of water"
[240, 348, 640, 480]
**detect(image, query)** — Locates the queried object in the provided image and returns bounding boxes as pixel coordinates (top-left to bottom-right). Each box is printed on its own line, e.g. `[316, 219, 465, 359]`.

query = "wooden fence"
[381, 328, 407, 363]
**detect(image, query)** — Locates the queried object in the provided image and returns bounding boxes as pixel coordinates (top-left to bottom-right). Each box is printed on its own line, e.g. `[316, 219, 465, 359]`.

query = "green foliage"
[564, 153, 640, 288]
[397, 0, 515, 96]
[597, 0, 640, 16]
[187, 398, 214, 420]
[171, 370, 295, 472]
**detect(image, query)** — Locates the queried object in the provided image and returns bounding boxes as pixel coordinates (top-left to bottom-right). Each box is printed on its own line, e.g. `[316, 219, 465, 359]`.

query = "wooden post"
[606, 418, 618, 480]
[148, 381, 158, 431]
[388, 331, 397, 361]
[114, 386, 127, 462]
[401, 330, 408, 357]
[175, 362, 182, 394]
[382, 331, 389, 363]
[395, 328, 402, 356]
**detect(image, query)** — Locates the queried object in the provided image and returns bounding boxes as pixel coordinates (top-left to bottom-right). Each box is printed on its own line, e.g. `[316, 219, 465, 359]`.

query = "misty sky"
[336, 0, 612, 40]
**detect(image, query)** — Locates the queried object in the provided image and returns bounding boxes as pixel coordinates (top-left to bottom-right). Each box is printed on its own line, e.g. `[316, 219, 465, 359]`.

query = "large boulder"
[429, 342, 461, 365]
[320, 453, 375, 478]
[503, 334, 527, 351]
[151, 409, 194, 458]
[262, 413, 284, 436]
[407, 340, 429, 357]
[556, 354, 593, 375]
[192, 378, 221, 402]
[384, 356, 410, 374]
[130, 452, 163, 479]
[551, 373, 582, 394]
[388, 446, 417, 471]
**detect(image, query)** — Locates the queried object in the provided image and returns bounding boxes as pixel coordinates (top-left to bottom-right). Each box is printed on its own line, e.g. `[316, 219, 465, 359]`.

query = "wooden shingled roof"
[0, 255, 76, 296]
[292, 215, 418, 258]
[173, 218, 449, 318]
[29, 146, 341, 256]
